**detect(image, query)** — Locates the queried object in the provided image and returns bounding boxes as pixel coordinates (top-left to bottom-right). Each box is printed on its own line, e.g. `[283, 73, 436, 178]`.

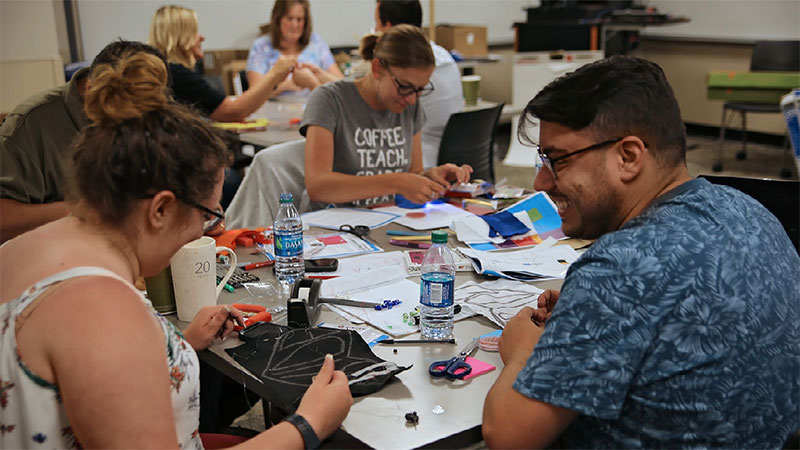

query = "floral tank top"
[0, 267, 202, 449]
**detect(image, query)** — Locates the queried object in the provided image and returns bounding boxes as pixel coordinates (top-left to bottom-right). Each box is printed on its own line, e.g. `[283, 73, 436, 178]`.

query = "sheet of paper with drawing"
[301, 207, 399, 230]
[303, 233, 383, 259]
[460, 240, 579, 281]
[373, 202, 475, 230]
[455, 279, 544, 328]
[322, 251, 408, 277]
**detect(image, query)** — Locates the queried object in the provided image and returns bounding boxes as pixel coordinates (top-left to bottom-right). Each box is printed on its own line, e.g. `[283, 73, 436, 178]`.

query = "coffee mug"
[144, 265, 177, 314]
[170, 236, 237, 322]
[462, 75, 481, 106]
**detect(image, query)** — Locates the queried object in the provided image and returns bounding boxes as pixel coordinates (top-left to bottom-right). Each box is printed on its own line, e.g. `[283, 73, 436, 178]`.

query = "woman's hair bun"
[85, 52, 169, 123]
[358, 33, 380, 61]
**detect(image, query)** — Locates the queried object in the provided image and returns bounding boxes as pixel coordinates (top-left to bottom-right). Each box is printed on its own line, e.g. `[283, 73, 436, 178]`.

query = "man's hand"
[499, 306, 544, 366]
[532, 289, 560, 326]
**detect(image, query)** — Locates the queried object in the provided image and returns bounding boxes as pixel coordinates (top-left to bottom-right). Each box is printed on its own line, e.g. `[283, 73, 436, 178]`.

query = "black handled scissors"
[428, 338, 479, 379]
[339, 224, 370, 240]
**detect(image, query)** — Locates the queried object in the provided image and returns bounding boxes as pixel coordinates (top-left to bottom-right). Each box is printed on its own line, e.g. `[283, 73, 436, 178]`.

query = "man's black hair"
[91, 39, 171, 87]
[520, 55, 687, 167]
[377, 0, 423, 28]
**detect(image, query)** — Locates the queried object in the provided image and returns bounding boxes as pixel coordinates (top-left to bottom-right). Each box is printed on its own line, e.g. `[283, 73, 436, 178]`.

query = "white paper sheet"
[301, 207, 399, 230]
[303, 232, 383, 259]
[455, 279, 543, 328]
[373, 202, 474, 230]
[460, 243, 579, 281]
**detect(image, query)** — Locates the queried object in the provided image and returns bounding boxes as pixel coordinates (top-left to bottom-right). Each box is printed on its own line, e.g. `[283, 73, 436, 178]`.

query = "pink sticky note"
[462, 356, 496, 380]
[319, 235, 346, 245]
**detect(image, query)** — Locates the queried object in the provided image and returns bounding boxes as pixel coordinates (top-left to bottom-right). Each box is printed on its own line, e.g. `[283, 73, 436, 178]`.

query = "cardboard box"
[707, 70, 800, 104]
[433, 24, 488, 58]
[202, 49, 250, 77]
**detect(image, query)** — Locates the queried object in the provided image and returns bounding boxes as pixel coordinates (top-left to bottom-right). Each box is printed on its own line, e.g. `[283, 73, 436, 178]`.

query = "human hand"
[298, 62, 324, 77]
[499, 307, 543, 366]
[296, 354, 353, 439]
[292, 67, 321, 90]
[183, 305, 244, 350]
[532, 289, 559, 326]
[425, 163, 473, 187]
[205, 203, 226, 236]
[272, 55, 298, 80]
[392, 172, 448, 204]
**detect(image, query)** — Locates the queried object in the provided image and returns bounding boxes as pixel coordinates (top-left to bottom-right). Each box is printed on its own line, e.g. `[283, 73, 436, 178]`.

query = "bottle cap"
[431, 230, 448, 244]
[279, 192, 294, 203]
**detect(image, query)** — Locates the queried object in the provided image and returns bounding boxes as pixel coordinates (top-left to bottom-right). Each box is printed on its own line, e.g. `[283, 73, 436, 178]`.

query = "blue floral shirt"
[246, 32, 335, 75]
[514, 178, 800, 448]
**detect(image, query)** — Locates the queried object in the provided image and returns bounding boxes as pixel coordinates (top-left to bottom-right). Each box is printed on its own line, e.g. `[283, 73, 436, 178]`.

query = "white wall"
[645, 0, 800, 42]
[1, 0, 65, 113]
[77, 0, 533, 60]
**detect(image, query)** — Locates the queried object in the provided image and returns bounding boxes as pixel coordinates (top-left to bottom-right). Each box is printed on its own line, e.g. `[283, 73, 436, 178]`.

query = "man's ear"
[146, 190, 178, 231]
[617, 136, 647, 182]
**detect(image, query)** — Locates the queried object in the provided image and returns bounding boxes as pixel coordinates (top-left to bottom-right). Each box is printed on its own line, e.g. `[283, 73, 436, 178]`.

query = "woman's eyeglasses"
[381, 60, 434, 97]
[191, 203, 225, 233]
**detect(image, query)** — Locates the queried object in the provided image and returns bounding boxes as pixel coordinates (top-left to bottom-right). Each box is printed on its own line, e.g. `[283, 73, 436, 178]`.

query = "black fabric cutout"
[226, 326, 410, 411]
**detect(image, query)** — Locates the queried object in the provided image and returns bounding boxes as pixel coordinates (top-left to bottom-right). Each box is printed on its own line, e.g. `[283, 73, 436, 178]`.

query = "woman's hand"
[295, 354, 353, 439]
[424, 163, 473, 187]
[292, 67, 321, 90]
[182, 305, 244, 351]
[271, 55, 298, 81]
[392, 172, 449, 204]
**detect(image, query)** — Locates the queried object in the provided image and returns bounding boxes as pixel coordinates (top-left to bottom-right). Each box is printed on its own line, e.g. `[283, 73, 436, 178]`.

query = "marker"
[389, 235, 432, 241]
[306, 275, 339, 280]
[222, 283, 235, 293]
[389, 239, 432, 249]
[241, 260, 274, 270]
[379, 338, 456, 344]
[386, 230, 429, 236]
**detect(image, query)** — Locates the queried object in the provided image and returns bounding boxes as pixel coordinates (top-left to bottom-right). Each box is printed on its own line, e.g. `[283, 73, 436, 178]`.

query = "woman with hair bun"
[0, 52, 351, 449]
[301, 24, 472, 207]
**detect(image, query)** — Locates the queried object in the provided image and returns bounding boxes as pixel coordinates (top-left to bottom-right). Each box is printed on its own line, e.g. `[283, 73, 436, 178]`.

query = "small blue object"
[374, 305, 383, 311]
[32, 433, 47, 444]
[481, 210, 531, 238]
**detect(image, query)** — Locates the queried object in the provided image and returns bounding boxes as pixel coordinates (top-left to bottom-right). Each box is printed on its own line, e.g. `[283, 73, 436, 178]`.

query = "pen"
[241, 260, 274, 270]
[379, 338, 456, 344]
[389, 239, 432, 249]
[386, 230, 429, 236]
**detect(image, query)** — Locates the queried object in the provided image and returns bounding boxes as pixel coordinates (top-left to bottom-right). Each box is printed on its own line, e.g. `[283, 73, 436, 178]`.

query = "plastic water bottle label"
[274, 230, 303, 257]
[420, 274, 454, 307]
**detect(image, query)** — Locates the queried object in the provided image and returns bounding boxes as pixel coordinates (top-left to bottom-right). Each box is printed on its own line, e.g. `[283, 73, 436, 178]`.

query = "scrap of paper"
[454, 279, 544, 328]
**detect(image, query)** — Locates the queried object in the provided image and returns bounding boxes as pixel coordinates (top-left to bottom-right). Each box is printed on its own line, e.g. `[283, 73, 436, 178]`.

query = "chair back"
[750, 40, 800, 72]
[437, 102, 504, 182]
[226, 139, 314, 229]
[701, 175, 800, 254]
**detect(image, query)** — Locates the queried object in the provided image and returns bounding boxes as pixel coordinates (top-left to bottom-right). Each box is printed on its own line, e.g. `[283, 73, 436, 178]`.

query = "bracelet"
[284, 413, 321, 449]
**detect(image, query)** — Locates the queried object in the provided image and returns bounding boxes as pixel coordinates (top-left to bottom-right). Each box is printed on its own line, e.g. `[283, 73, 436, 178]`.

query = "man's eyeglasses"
[537, 137, 623, 179]
[192, 202, 225, 233]
[381, 60, 434, 97]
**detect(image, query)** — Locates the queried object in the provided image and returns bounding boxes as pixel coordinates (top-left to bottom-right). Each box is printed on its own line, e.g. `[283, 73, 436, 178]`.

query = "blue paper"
[481, 210, 531, 238]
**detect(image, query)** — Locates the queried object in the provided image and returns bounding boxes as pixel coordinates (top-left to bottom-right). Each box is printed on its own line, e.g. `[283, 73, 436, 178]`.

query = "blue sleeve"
[512, 236, 668, 420]
[311, 32, 336, 70]
[247, 36, 273, 74]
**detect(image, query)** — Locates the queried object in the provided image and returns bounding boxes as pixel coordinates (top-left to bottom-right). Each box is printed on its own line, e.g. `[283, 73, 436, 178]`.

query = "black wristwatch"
[284, 413, 321, 449]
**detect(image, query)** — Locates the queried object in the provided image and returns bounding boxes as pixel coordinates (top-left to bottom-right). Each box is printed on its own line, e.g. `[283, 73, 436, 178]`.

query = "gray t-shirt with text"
[300, 80, 424, 207]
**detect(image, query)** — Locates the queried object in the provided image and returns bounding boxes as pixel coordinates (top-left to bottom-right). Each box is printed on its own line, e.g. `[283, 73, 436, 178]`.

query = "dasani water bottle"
[273, 192, 304, 286]
[419, 230, 455, 339]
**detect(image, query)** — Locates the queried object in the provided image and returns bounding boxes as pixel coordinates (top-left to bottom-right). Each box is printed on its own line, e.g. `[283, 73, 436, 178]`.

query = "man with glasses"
[483, 56, 799, 448]
[374, 0, 463, 169]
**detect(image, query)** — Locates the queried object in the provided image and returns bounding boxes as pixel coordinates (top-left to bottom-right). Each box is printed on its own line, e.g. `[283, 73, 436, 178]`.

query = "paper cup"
[462, 75, 481, 106]
[171, 236, 237, 322]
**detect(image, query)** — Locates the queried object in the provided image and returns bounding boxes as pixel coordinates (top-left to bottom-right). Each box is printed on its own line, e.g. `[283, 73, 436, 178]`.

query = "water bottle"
[419, 230, 455, 339]
[273, 192, 304, 286]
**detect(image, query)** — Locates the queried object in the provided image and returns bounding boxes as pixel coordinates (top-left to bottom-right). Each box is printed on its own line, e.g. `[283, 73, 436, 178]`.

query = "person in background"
[149, 4, 296, 122]
[0, 40, 167, 243]
[374, 0, 463, 169]
[482, 56, 799, 448]
[300, 24, 471, 208]
[0, 51, 351, 449]
[246, 0, 343, 95]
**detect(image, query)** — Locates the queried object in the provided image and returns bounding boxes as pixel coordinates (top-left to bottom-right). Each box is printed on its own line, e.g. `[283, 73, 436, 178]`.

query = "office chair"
[437, 102, 505, 183]
[713, 40, 800, 177]
[226, 139, 319, 229]
[701, 174, 799, 255]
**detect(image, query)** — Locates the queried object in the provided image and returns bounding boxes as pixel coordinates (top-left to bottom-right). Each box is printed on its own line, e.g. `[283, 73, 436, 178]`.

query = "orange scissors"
[232, 303, 272, 331]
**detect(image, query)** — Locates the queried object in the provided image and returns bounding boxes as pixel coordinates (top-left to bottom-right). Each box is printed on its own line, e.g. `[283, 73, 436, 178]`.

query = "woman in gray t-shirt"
[300, 25, 471, 207]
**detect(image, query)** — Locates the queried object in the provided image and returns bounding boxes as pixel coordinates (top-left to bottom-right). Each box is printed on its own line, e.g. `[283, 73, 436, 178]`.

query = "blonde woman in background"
[149, 4, 297, 122]
[0, 51, 351, 449]
[246, 0, 343, 95]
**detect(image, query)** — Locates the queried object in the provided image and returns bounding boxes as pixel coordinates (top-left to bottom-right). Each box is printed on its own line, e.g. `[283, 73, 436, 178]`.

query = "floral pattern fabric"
[246, 32, 336, 79]
[514, 178, 800, 448]
[0, 267, 202, 449]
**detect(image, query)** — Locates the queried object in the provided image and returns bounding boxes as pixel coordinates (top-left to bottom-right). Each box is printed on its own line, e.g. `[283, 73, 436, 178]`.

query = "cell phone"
[304, 258, 338, 272]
